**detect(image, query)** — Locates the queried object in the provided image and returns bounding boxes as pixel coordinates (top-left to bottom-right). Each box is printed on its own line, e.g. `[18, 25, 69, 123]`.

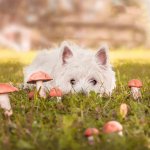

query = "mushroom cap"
[49, 88, 62, 97]
[27, 71, 52, 83]
[120, 103, 128, 112]
[128, 79, 142, 88]
[103, 121, 123, 134]
[0, 83, 18, 94]
[84, 128, 99, 137]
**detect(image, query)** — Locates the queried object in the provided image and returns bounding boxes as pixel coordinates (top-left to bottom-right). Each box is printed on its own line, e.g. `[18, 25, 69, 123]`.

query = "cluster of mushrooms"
[84, 121, 123, 145]
[27, 71, 62, 101]
[0, 74, 143, 144]
[84, 79, 143, 145]
[0, 71, 62, 117]
[84, 103, 128, 145]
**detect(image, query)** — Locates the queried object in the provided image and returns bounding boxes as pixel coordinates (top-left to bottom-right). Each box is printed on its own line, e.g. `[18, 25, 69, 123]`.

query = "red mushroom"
[28, 91, 34, 100]
[128, 79, 142, 100]
[0, 83, 18, 116]
[27, 71, 52, 98]
[49, 87, 62, 102]
[120, 103, 128, 118]
[84, 128, 99, 145]
[103, 121, 123, 136]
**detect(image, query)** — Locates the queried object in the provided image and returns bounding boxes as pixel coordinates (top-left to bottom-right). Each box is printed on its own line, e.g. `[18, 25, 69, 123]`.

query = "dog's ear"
[61, 42, 73, 64]
[62, 46, 73, 64]
[95, 44, 109, 66]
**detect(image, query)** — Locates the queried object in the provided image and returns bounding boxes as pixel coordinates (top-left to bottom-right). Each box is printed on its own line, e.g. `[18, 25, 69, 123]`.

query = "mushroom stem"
[4, 109, 13, 117]
[36, 81, 46, 98]
[118, 131, 123, 136]
[88, 136, 94, 145]
[131, 87, 141, 100]
[0, 94, 12, 115]
[57, 97, 62, 102]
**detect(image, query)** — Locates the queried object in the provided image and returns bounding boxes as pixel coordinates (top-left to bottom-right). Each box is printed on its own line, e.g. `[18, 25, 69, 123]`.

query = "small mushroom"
[27, 71, 52, 98]
[128, 79, 142, 100]
[120, 103, 128, 118]
[49, 87, 62, 102]
[84, 128, 99, 145]
[28, 91, 34, 100]
[0, 83, 18, 116]
[103, 121, 123, 136]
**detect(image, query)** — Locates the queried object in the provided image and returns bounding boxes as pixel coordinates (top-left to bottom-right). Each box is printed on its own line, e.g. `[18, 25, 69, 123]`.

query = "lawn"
[0, 49, 150, 150]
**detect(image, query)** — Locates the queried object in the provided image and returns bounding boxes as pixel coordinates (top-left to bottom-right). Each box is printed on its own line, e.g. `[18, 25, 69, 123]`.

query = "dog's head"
[55, 42, 116, 95]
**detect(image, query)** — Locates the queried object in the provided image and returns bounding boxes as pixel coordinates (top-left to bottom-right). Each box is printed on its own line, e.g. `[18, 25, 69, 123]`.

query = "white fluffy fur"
[24, 41, 116, 95]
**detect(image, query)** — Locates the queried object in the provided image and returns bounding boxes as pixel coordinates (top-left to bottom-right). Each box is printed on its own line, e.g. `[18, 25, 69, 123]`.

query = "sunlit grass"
[0, 48, 150, 64]
[0, 49, 36, 64]
[110, 49, 150, 64]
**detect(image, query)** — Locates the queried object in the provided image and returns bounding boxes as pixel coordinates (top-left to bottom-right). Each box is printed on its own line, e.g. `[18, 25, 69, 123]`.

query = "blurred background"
[0, 0, 150, 51]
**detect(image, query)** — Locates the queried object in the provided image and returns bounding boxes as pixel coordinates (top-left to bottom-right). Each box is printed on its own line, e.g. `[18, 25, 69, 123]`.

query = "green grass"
[0, 49, 150, 150]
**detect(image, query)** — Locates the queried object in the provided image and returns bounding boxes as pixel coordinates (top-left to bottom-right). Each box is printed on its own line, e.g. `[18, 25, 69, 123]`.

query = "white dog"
[24, 41, 115, 95]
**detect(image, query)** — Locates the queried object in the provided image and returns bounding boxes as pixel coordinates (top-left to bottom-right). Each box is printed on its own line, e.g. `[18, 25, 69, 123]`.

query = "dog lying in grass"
[24, 41, 116, 95]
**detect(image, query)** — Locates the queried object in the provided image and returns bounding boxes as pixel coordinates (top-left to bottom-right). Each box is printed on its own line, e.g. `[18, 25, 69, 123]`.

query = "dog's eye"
[90, 79, 97, 85]
[70, 79, 76, 85]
